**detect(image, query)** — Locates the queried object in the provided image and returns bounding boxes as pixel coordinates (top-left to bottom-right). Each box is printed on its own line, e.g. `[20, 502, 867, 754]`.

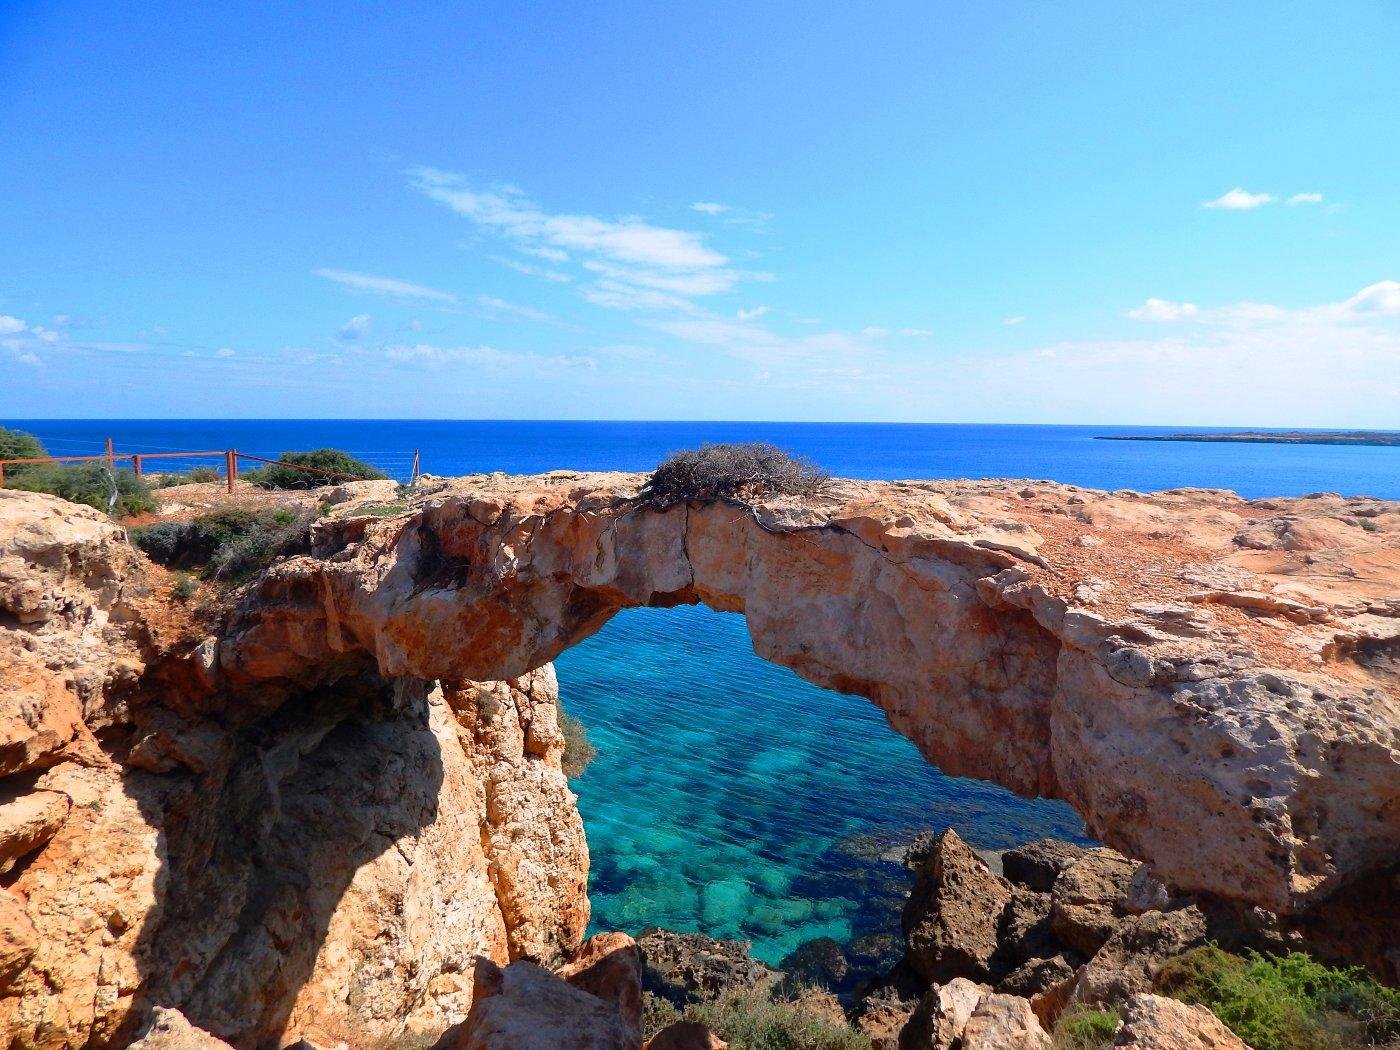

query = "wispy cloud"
[1003, 316, 1026, 326]
[691, 202, 727, 215]
[861, 326, 933, 338]
[690, 200, 772, 231]
[477, 295, 573, 328]
[1127, 298, 1200, 321]
[1289, 192, 1324, 206]
[314, 268, 459, 303]
[737, 306, 769, 321]
[380, 342, 595, 373]
[496, 257, 574, 283]
[1128, 280, 1400, 326]
[337, 313, 372, 340]
[1202, 188, 1275, 210]
[410, 168, 726, 270]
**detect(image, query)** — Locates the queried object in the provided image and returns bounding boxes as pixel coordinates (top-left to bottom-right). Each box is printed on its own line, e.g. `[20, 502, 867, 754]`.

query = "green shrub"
[643, 991, 683, 1039]
[242, 448, 387, 489]
[171, 573, 198, 602]
[1052, 1006, 1120, 1049]
[640, 443, 829, 507]
[7, 463, 157, 516]
[560, 711, 597, 778]
[688, 988, 870, 1050]
[1157, 946, 1400, 1050]
[131, 507, 313, 582]
[0, 425, 48, 477]
[152, 465, 222, 487]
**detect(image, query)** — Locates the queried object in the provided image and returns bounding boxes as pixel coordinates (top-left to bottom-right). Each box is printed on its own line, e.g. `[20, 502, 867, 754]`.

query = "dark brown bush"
[640, 443, 829, 506]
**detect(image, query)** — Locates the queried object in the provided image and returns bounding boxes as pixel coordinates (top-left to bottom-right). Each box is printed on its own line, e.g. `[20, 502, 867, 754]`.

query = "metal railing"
[0, 438, 422, 491]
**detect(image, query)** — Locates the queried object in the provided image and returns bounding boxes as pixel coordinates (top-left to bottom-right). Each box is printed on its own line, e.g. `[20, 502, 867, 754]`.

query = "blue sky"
[2, 1, 1397, 424]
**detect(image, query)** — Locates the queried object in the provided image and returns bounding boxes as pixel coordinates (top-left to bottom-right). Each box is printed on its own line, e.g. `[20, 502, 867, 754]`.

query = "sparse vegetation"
[640, 443, 829, 507]
[355, 502, 409, 517]
[242, 448, 387, 489]
[0, 425, 48, 476]
[560, 710, 597, 778]
[1156, 946, 1400, 1050]
[1052, 1006, 1120, 1049]
[153, 466, 222, 487]
[643, 991, 683, 1038]
[131, 506, 314, 582]
[5, 462, 157, 517]
[687, 988, 870, 1050]
[171, 573, 198, 602]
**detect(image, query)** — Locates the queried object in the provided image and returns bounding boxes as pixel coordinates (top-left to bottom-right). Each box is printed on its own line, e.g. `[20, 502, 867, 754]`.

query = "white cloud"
[381, 342, 594, 373]
[338, 313, 372, 340]
[0, 315, 26, 335]
[477, 295, 569, 327]
[1202, 188, 1275, 210]
[582, 260, 753, 297]
[1289, 192, 1324, 205]
[1003, 316, 1026, 326]
[691, 202, 727, 215]
[497, 257, 574, 283]
[1127, 298, 1201, 322]
[737, 306, 769, 321]
[862, 325, 932, 338]
[215, 347, 237, 358]
[314, 268, 459, 303]
[409, 168, 726, 271]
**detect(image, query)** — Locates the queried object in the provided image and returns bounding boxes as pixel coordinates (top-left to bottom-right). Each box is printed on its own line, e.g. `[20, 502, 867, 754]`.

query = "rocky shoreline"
[1, 472, 1396, 1048]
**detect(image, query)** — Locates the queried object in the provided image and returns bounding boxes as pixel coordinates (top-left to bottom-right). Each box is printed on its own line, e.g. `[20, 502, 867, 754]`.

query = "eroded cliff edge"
[223, 472, 1398, 918]
[1, 472, 1397, 1047]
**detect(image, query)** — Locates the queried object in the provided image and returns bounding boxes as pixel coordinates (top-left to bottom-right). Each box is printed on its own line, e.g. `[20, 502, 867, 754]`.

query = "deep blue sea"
[9, 420, 1397, 964]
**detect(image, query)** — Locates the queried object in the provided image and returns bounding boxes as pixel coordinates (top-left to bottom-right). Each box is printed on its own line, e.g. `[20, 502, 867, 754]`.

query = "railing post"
[226, 450, 236, 493]
[0, 461, 5, 487]
[132, 454, 142, 478]
[411, 448, 421, 485]
[105, 437, 115, 472]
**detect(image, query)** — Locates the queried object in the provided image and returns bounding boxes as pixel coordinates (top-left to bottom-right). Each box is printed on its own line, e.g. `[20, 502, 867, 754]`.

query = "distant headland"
[1098, 430, 1400, 447]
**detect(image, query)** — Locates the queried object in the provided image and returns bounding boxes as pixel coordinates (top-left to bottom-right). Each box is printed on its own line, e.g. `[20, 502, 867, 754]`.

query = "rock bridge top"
[217, 472, 1400, 917]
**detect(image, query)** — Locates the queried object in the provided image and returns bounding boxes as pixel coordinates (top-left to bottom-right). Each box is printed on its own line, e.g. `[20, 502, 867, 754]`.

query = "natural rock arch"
[220, 472, 1400, 918]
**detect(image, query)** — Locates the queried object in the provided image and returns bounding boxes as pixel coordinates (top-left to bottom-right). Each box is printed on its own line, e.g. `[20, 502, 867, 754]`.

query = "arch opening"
[554, 603, 1089, 968]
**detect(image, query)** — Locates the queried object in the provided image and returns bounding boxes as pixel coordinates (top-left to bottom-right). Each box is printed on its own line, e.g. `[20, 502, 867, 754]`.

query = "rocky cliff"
[1, 472, 1397, 1048]
[224, 472, 1398, 917]
[0, 489, 588, 1048]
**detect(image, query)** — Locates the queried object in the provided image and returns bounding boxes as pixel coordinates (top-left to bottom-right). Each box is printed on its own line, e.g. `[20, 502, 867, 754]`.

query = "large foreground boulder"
[1113, 993, 1251, 1049]
[903, 830, 1013, 984]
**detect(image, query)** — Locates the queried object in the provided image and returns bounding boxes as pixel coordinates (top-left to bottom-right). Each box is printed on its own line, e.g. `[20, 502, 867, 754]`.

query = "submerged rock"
[637, 928, 777, 1005]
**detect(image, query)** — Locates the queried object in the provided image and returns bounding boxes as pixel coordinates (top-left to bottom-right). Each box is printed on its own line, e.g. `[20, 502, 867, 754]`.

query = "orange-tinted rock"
[224, 474, 1400, 918]
[645, 1021, 728, 1049]
[1113, 994, 1251, 1049]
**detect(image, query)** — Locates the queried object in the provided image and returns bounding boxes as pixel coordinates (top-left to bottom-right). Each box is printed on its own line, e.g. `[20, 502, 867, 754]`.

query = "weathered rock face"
[0, 490, 589, 1048]
[903, 829, 1013, 984]
[222, 473, 1400, 918]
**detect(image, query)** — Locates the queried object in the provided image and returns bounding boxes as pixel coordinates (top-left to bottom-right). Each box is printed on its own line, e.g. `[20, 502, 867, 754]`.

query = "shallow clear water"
[556, 605, 1089, 964]
[11, 419, 1397, 963]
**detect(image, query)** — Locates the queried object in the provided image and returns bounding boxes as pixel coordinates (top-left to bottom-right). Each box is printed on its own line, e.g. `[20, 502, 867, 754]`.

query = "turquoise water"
[11, 419, 1396, 964]
[556, 605, 1089, 964]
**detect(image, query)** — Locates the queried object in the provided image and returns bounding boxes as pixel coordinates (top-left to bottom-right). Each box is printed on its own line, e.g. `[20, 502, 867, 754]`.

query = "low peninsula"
[1098, 430, 1400, 447]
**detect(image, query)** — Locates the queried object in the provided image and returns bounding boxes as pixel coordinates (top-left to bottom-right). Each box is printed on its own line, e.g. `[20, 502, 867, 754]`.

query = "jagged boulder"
[1051, 848, 1140, 956]
[960, 993, 1052, 1049]
[644, 1021, 728, 1049]
[899, 977, 988, 1050]
[1002, 839, 1087, 893]
[1073, 907, 1207, 1006]
[903, 830, 1014, 984]
[1113, 993, 1251, 1049]
[454, 958, 641, 1050]
[127, 1008, 235, 1050]
[998, 954, 1080, 998]
[638, 928, 777, 1004]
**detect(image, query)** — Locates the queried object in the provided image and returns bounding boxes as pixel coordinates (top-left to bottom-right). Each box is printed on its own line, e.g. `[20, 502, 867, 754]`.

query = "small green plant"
[6, 463, 157, 517]
[171, 573, 198, 602]
[0, 425, 49, 478]
[1052, 1006, 1120, 1049]
[643, 991, 683, 1039]
[355, 502, 409, 517]
[242, 448, 387, 489]
[1357, 518, 1379, 532]
[688, 988, 870, 1050]
[131, 507, 313, 582]
[1156, 946, 1400, 1050]
[640, 443, 829, 507]
[560, 710, 598, 778]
